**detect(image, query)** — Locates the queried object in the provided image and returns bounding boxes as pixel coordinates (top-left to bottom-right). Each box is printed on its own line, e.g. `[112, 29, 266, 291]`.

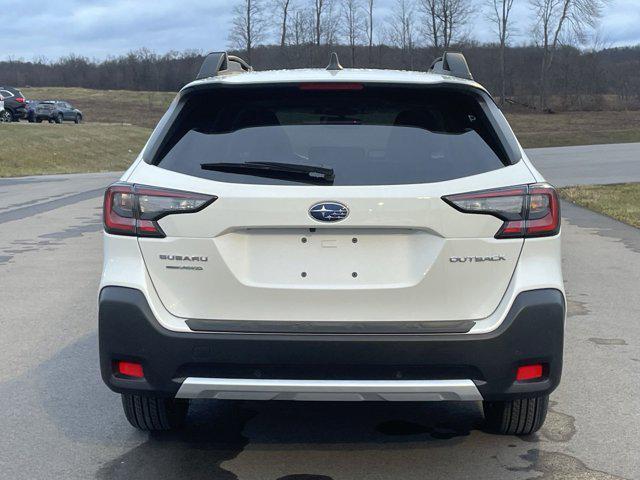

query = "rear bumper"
[8, 106, 27, 118]
[99, 287, 565, 402]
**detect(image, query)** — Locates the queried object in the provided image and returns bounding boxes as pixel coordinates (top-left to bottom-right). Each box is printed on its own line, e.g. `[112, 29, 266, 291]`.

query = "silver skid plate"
[175, 378, 483, 402]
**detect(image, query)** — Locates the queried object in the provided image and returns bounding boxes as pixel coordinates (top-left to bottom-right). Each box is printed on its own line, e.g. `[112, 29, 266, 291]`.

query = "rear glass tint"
[152, 85, 518, 186]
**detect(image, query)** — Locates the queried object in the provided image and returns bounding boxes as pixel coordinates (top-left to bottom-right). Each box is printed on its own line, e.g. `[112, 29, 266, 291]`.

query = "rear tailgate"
[130, 83, 534, 324]
[133, 164, 533, 322]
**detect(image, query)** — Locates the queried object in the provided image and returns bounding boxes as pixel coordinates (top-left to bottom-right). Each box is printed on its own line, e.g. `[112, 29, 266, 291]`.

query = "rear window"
[152, 85, 519, 186]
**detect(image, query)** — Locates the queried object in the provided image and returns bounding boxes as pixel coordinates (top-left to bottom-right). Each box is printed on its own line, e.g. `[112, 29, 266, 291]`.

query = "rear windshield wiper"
[201, 161, 335, 184]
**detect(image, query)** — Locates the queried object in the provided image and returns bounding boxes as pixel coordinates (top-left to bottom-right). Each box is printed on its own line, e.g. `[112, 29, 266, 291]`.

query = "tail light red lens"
[526, 185, 560, 236]
[15, 97, 25, 103]
[103, 183, 216, 238]
[443, 183, 560, 239]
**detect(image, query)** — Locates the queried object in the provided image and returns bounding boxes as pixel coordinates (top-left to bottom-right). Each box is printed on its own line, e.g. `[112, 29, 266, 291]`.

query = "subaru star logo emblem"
[309, 202, 349, 222]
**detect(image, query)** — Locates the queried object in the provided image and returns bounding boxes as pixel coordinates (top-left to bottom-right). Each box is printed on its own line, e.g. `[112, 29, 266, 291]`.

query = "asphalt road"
[1, 148, 639, 479]
[526, 142, 640, 187]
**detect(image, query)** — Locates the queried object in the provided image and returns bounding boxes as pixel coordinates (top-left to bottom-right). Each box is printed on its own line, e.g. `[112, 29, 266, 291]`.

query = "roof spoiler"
[429, 52, 473, 81]
[196, 52, 253, 80]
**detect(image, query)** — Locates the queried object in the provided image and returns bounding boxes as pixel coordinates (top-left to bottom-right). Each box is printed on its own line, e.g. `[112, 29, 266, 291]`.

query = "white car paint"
[186, 68, 486, 89]
[100, 67, 563, 335]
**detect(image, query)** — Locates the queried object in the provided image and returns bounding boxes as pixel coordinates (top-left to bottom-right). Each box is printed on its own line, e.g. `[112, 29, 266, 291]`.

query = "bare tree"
[366, 0, 375, 63]
[229, 0, 268, 63]
[485, 0, 516, 104]
[291, 7, 315, 45]
[274, 0, 294, 47]
[530, 0, 606, 109]
[440, 0, 471, 47]
[312, 0, 327, 45]
[386, 0, 418, 67]
[309, 0, 340, 46]
[322, 0, 341, 44]
[342, 0, 366, 66]
[419, 0, 471, 48]
[419, 0, 441, 48]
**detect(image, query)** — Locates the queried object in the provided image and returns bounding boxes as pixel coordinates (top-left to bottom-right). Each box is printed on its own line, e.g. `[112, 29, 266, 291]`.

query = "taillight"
[442, 183, 560, 239]
[103, 183, 216, 238]
[15, 97, 25, 103]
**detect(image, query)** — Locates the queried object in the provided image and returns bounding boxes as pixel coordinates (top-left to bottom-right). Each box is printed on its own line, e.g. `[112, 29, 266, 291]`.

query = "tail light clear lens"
[103, 183, 216, 238]
[443, 183, 560, 239]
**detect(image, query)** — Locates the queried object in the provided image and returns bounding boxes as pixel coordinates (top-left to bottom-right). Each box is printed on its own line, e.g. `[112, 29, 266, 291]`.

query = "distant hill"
[3, 44, 639, 112]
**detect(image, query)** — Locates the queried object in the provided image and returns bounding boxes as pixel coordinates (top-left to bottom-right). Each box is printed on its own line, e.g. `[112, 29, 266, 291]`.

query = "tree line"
[229, 0, 612, 109]
[1, 0, 638, 112]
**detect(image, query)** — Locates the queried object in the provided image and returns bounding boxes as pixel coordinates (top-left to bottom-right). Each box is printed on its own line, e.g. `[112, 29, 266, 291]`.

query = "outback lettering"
[449, 255, 507, 263]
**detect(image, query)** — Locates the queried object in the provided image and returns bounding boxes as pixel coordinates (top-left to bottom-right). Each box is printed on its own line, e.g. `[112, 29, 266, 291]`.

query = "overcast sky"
[1, 0, 638, 61]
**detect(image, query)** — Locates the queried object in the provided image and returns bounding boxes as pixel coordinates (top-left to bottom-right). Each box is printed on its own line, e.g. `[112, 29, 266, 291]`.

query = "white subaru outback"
[99, 52, 564, 435]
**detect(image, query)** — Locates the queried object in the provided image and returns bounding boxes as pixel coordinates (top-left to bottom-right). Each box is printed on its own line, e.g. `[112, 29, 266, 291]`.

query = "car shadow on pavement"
[19, 332, 546, 480]
[94, 400, 483, 480]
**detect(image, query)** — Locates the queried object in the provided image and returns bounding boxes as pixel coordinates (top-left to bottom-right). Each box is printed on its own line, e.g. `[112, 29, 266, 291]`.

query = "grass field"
[0, 123, 151, 177]
[560, 183, 640, 228]
[22, 87, 175, 128]
[1, 87, 640, 177]
[506, 110, 640, 149]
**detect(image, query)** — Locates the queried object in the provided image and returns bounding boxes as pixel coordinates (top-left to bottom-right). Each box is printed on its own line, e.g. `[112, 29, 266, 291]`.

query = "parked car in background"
[35, 100, 83, 124]
[54, 100, 83, 123]
[0, 86, 27, 121]
[0, 95, 10, 122]
[26, 100, 41, 122]
[35, 102, 58, 123]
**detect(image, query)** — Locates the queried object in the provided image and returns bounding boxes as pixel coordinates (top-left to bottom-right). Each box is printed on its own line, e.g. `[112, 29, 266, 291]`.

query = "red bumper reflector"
[118, 361, 144, 378]
[516, 364, 543, 381]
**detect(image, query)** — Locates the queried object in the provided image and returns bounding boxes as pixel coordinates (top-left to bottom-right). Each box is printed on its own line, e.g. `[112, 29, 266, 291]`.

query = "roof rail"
[429, 52, 473, 81]
[196, 52, 253, 80]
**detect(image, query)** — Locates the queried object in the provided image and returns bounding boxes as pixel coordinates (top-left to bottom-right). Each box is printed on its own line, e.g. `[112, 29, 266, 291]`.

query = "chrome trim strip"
[175, 378, 483, 401]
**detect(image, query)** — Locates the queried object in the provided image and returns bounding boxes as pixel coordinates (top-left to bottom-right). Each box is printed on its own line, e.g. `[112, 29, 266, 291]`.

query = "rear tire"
[121, 394, 189, 431]
[74, 114, 82, 124]
[55, 113, 62, 124]
[483, 395, 549, 435]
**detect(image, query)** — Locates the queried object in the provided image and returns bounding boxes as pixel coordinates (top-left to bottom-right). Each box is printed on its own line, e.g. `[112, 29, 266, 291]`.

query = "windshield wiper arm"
[201, 161, 335, 183]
